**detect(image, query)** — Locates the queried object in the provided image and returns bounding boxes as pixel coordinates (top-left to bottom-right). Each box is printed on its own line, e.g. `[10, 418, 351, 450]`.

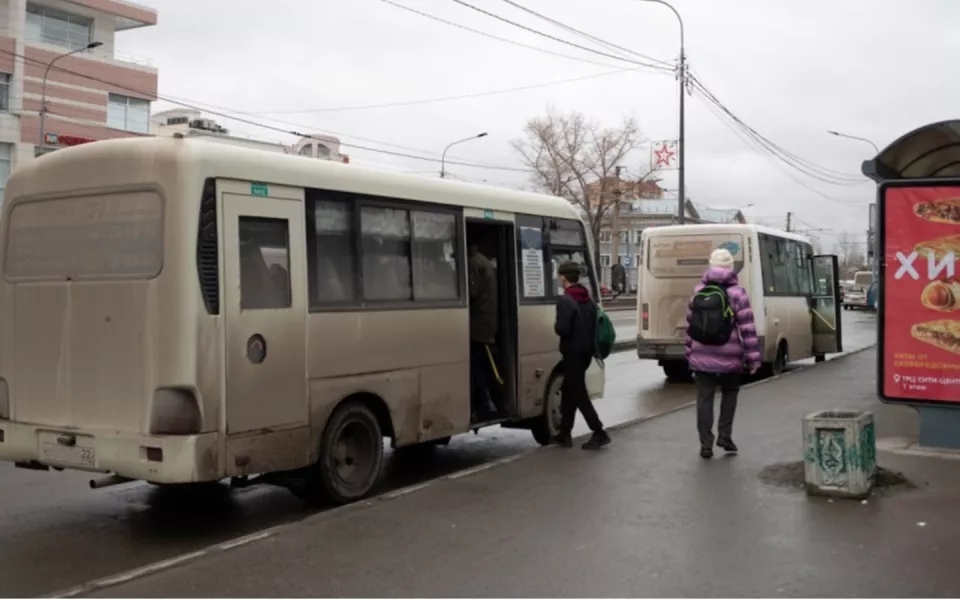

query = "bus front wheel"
[306, 400, 384, 505]
[531, 373, 564, 446]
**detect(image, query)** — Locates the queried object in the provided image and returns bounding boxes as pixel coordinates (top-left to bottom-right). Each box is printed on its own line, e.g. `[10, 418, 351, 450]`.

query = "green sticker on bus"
[483, 209, 494, 219]
[251, 183, 269, 197]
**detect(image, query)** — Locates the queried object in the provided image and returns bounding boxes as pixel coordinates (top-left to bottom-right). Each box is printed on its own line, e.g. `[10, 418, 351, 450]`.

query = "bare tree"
[836, 231, 866, 276]
[512, 108, 653, 256]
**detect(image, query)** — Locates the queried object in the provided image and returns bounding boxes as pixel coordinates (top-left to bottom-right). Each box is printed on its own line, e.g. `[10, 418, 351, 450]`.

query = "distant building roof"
[692, 204, 747, 224]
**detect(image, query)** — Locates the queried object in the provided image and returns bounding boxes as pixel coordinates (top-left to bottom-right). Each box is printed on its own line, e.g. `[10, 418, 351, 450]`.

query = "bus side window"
[238, 217, 291, 310]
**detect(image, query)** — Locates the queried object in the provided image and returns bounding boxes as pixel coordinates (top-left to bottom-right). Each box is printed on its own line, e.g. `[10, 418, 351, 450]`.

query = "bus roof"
[642, 222, 813, 245]
[6, 137, 581, 221]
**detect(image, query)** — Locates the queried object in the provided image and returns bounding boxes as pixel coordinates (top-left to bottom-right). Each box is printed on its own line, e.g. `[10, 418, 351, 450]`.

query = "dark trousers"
[694, 371, 741, 448]
[560, 353, 604, 434]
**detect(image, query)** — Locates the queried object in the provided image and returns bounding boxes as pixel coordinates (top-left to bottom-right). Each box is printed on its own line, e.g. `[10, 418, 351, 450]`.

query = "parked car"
[843, 284, 867, 310]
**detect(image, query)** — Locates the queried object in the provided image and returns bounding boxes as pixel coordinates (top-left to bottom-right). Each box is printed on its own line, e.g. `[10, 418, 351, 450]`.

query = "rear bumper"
[0, 421, 220, 484]
[636, 337, 686, 361]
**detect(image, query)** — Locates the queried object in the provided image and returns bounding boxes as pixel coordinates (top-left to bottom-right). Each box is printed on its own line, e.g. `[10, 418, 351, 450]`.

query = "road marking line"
[447, 461, 499, 479]
[384, 481, 432, 498]
[218, 530, 274, 551]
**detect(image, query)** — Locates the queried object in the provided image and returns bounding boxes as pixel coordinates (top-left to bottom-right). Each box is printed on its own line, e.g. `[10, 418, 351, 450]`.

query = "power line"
[378, 0, 651, 72]
[688, 72, 864, 186]
[251, 68, 636, 115]
[689, 82, 862, 207]
[499, 0, 674, 68]
[4, 48, 533, 173]
[448, 0, 675, 73]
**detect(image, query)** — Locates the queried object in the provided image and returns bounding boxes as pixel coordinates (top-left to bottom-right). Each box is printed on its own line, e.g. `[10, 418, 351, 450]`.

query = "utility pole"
[785, 212, 793, 232]
[611, 166, 624, 264]
[677, 48, 686, 225]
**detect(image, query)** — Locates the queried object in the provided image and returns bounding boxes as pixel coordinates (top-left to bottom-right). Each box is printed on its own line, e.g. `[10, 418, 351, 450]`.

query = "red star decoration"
[654, 143, 675, 167]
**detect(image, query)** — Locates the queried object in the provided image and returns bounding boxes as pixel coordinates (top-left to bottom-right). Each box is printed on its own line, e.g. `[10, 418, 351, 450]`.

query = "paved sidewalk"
[86, 349, 960, 598]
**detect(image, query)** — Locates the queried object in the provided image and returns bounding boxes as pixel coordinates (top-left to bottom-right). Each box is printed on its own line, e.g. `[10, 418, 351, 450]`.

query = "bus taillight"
[641, 303, 649, 330]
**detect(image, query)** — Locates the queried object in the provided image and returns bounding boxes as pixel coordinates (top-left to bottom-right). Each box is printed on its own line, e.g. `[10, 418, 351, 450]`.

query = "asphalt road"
[0, 310, 876, 598]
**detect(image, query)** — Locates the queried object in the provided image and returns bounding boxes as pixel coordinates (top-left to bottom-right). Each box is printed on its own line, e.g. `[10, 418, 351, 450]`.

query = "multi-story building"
[152, 108, 351, 163]
[0, 0, 159, 201]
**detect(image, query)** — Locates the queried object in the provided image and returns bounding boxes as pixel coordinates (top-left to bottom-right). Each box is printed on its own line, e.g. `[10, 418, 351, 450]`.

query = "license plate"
[40, 440, 96, 468]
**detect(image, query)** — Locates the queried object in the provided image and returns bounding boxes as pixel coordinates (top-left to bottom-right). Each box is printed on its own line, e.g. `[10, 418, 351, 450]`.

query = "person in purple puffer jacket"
[685, 248, 762, 459]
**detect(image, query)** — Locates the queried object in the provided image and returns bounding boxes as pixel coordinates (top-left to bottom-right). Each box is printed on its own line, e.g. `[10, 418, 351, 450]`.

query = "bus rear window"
[4, 191, 163, 281]
[648, 234, 745, 279]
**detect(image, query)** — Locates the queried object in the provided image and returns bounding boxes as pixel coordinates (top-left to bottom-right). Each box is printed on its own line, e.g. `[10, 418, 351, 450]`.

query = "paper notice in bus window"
[519, 226, 545, 297]
[648, 234, 745, 279]
[4, 191, 163, 281]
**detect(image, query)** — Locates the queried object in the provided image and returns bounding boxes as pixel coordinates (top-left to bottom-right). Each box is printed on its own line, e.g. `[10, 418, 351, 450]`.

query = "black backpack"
[688, 284, 735, 345]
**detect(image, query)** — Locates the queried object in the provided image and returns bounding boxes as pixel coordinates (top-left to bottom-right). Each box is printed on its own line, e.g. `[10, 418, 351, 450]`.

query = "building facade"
[152, 108, 351, 163]
[0, 0, 159, 200]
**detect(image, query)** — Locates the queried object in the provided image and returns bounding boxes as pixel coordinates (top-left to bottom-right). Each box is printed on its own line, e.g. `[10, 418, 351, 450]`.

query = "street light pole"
[440, 132, 488, 179]
[634, 0, 686, 224]
[38, 41, 103, 153]
[826, 130, 880, 155]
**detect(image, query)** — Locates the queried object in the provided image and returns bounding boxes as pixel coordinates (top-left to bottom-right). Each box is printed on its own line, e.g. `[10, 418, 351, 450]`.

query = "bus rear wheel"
[532, 373, 564, 446]
[306, 401, 384, 505]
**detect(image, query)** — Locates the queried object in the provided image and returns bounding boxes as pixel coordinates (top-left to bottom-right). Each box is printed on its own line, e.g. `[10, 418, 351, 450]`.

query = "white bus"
[636, 224, 842, 380]
[0, 137, 604, 504]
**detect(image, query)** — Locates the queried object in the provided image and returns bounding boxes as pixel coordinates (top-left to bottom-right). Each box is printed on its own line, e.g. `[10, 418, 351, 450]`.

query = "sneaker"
[717, 438, 738, 454]
[700, 447, 714, 459]
[553, 433, 573, 448]
[582, 431, 611, 450]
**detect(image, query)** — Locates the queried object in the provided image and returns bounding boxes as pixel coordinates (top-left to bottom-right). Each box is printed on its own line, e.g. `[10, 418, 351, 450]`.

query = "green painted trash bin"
[803, 410, 876, 499]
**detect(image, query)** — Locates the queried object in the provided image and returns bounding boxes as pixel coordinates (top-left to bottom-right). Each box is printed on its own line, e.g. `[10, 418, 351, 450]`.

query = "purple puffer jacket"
[684, 267, 762, 373]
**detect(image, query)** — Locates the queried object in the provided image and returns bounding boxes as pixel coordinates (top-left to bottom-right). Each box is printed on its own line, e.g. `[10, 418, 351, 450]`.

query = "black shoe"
[700, 447, 714, 459]
[582, 431, 611, 450]
[554, 433, 573, 448]
[717, 438, 738, 454]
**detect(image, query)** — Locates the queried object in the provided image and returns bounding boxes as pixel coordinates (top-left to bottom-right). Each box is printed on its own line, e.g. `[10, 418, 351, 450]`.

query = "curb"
[49, 343, 877, 598]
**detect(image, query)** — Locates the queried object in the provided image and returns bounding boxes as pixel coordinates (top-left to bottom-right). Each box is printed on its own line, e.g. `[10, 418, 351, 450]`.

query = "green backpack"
[594, 304, 616, 361]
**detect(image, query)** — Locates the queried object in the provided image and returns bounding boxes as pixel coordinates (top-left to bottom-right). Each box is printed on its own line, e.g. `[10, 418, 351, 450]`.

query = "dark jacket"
[684, 267, 762, 373]
[468, 251, 498, 344]
[554, 284, 596, 356]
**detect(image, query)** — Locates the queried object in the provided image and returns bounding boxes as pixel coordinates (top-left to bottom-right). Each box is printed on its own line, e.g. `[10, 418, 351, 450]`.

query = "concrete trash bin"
[802, 410, 876, 498]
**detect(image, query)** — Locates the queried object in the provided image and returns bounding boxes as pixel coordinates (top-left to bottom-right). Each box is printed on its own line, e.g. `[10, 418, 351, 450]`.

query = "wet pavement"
[0, 311, 876, 597]
[88, 346, 960, 598]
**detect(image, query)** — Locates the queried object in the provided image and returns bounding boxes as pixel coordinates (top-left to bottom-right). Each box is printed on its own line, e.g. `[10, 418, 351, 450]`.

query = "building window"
[26, 4, 92, 50]
[0, 143, 11, 205]
[238, 217, 292, 310]
[107, 94, 150, 133]
[0, 73, 10, 111]
[316, 144, 331, 159]
[598, 229, 611, 243]
[298, 144, 312, 157]
[600, 254, 612, 267]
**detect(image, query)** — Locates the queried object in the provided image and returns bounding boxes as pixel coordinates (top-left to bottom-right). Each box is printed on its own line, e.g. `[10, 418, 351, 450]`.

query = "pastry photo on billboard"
[920, 279, 960, 312]
[911, 319, 960, 355]
[913, 233, 960, 260]
[914, 197, 960, 225]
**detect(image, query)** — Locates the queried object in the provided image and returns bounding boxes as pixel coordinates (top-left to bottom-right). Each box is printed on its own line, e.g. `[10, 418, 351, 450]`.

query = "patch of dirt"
[758, 461, 915, 495]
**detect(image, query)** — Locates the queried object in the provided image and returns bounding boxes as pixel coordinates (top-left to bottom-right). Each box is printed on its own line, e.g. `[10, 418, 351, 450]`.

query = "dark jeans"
[694, 371, 741, 448]
[560, 353, 604, 434]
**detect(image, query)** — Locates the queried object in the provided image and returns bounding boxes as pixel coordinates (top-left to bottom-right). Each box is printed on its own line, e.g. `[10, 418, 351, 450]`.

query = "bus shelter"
[864, 119, 960, 449]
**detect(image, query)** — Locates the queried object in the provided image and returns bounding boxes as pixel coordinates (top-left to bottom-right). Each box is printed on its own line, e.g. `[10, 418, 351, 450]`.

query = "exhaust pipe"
[89, 474, 133, 489]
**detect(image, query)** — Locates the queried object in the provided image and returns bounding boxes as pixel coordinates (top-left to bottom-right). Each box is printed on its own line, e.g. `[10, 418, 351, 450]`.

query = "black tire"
[531, 372, 563, 446]
[307, 401, 384, 505]
[814, 354, 826, 363]
[662, 360, 692, 382]
[772, 344, 787, 376]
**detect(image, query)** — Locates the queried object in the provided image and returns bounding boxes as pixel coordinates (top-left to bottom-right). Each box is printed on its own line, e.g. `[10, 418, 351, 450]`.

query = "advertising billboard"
[879, 181, 960, 405]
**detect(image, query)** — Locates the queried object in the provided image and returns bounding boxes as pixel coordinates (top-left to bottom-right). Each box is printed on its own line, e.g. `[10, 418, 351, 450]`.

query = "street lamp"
[38, 41, 103, 152]
[440, 132, 487, 179]
[633, 0, 686, 224]
[827, 130, 880, 155]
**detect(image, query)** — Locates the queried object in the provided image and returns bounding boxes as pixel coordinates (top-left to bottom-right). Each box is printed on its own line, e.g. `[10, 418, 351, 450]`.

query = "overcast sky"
[117, 0, 960, 251]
